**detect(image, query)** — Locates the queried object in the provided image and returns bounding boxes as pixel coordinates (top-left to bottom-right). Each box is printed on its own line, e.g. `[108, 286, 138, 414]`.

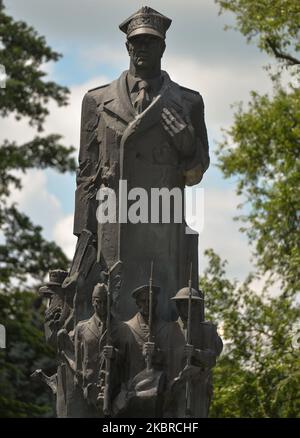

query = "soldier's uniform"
[72, 7, 210, 321]
[164, 287, 223, 418]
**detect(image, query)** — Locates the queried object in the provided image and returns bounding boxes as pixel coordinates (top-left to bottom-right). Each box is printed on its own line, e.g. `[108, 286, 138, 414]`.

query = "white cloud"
[10, 170, 63, 240]
[53, 214, 77, 259]
[8, 169, 77, 261]
[0, 76, 109, 261]
[4, 0, 263, 67]
[164, 55, 273, 136]
[200, 187, 252, 280]
[249, 274, 282, 297]
[82, 45, 128, 70]
[0, 76, 110, 153]
[185, 185, 253, 281]
[44, 77, 110, 152]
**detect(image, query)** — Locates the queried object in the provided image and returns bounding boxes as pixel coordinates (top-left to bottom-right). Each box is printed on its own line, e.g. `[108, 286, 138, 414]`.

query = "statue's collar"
[86, 313, 103, 338]
[101, 70, 183, 127]
[127, 72, 163, 95]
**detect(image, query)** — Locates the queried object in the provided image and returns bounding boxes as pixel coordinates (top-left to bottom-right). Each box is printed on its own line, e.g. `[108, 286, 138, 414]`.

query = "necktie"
[134, 80, 151, 114]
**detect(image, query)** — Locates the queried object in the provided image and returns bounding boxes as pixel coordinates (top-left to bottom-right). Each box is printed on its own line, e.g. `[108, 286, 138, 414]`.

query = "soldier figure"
[74, 283, 126, 417]
[120, 284, 170, 417]
[33, 270, 76, 417]
[38, 6, 223, 419]
[39, 270, 68, 349]
[164, 287, 223, 418]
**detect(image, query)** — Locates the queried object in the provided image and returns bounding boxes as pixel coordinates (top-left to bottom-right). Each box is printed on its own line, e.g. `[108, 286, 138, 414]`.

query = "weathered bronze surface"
[35, 6, 222, 418]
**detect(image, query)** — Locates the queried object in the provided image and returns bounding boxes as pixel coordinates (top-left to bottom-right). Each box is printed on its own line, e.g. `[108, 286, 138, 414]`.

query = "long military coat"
[164, 320, 223, 418]
[73, 70, 209, 320]
[74, 314, 127, 416]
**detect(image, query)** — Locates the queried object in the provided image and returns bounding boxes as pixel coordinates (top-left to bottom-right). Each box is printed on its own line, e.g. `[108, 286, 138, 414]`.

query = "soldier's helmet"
[39, 269, 68, 297]
[119, 6, 172, 40]
[171, 287, 204, 301]
[131, 284, 160, 300]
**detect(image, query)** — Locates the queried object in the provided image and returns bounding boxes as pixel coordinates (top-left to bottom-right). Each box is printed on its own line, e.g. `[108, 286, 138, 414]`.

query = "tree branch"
[266, 38, 300, 65]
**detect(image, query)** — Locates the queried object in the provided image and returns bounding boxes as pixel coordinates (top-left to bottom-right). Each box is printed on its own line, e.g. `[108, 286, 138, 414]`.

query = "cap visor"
[128, 27, 164, 39]
[45, 281, 61, 287]
[171, 296, 204, 301]
[39, 285, 54, 296]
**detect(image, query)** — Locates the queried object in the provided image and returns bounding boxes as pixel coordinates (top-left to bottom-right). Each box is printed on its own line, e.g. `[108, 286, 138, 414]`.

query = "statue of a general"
[35, 7, 223, 419]
[70, 5, 210, 321]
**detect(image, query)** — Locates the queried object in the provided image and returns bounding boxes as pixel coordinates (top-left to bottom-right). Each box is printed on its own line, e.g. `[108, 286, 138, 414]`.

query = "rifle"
[185, 262, 193, 418]
[102, 260, 122, 417]
[146, 261, 154, 371]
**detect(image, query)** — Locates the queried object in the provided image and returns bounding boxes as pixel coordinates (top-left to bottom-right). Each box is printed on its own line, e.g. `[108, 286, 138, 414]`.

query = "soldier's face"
[136, 292, 157, 320]
[126, 34, 165, 70]
[176, 301, 201, 323]
[92, 294, 107, 320]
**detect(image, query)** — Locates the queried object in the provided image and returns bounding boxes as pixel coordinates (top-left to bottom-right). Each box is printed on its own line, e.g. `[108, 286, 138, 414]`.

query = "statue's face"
[126, 34, 165, 70]
[176, 301, 201, 323]
[136, 291, 157, 320]
[92, 293, 107, 320]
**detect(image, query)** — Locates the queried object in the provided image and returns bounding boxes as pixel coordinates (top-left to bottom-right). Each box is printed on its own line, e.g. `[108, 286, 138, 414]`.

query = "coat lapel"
[101, 70, 184, 139]
[120, 71, 183, 145]
[101, 71, 134, 128]
[87, 314, 101, 339]
[100, 71, 185, 181]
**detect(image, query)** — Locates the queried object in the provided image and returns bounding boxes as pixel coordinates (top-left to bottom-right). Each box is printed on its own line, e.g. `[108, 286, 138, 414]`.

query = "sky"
[1, 0, 275, 287]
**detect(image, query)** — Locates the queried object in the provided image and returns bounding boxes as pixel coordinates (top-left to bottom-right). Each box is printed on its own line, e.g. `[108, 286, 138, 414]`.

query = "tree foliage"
[216, 87, 300, 295]
[215, 0, 300, 296]
[208, 0, 300, 417]
[0, 0, 68, 129]
[0, 206, 69, 291]
[216, 0, 300, 65]
[0, 1, 75, 417]
[0, 291, 56, 418]
[202, 249, 300, 418]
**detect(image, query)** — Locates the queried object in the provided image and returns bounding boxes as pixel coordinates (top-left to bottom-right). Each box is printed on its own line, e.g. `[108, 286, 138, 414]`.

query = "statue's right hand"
[85, 383, 99, 406]
[143, 341, 155, 357]
[184, 343, 194, 360]
[103, 345, 115, 359]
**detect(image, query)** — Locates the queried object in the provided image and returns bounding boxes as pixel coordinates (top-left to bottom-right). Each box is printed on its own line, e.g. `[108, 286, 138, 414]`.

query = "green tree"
[216, 0, 300, 66]
[0, 0, 76, 417]
[202, 249, 300, 418]
[202, 0, 300, 417]
[214, 0, 300, 294]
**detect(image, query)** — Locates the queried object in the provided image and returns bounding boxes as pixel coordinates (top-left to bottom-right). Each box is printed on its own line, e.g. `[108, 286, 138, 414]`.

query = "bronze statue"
[164, 287, 223, 418]
[74, 283, 127, 417]
[39, 270, 68, 349]
[117, 284, 169, 418]
[72, 5, 210, 321]
[32, 270, 77, 417]
[37, 6, 222, 419]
